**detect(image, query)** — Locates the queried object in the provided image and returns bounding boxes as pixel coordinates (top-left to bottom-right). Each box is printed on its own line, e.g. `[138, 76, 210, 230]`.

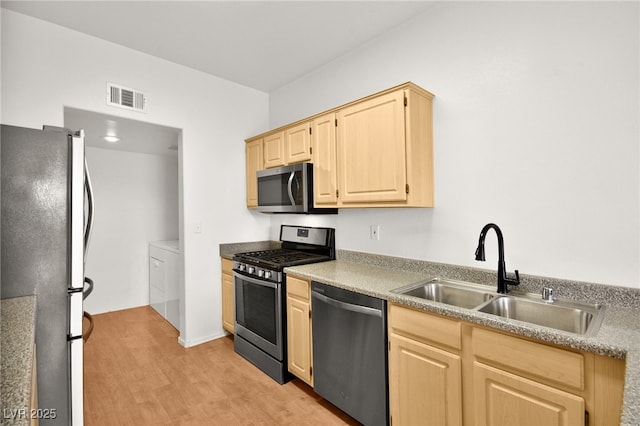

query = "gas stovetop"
[233, 248, 331, 270]
[232, 225, 335, 283]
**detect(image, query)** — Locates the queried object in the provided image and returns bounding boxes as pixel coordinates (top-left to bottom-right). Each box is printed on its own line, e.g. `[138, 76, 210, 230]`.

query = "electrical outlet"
[370, 225, 380, 240]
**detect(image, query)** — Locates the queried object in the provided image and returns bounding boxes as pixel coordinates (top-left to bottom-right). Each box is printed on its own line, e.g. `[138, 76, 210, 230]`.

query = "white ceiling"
[7, 1, 436, 156]
[1, 0, 437, 93]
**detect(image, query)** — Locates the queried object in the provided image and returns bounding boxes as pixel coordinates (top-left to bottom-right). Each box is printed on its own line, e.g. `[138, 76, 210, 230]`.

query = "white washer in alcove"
[149, 240, 180, 330]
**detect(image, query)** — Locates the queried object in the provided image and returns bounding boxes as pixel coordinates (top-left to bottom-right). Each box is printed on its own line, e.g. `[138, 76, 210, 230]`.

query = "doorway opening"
[64, 106, 184, 338]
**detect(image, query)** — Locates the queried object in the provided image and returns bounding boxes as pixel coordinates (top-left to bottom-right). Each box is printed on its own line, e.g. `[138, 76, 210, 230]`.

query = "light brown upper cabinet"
[337, 89, 407, 204]
[263, 131, 285, 169]
[258, 124, 312, 170]
[245, 138, 264, 208]
[245, 82, 435, 209]
[285, 122, 312, 165]
[333, 84, 434, 207]
[311, 112, 338, 205]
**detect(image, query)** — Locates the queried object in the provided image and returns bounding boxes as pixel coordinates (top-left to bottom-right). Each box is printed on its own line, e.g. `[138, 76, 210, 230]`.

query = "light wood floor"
[83, 306, 358, 425]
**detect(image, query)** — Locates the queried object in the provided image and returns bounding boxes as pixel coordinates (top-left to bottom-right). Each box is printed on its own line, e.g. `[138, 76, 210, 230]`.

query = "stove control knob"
[258, 269, 265, 278]
[264, 271, 272, 280]
[238, 263, 246, 272]
[248, 266, 255, 274]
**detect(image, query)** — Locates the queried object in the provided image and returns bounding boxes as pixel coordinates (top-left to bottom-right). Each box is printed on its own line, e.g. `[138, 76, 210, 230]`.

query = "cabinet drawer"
[472, 327, 585, 391]
[287, 275, 310, 301]
[389, 303, 461, 351]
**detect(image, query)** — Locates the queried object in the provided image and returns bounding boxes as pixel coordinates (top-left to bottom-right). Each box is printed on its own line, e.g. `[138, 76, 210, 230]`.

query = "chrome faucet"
[475, 223, 520, 294]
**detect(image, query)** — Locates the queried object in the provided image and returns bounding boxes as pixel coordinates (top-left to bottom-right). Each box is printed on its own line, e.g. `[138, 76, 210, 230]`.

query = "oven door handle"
[234, 271, 278, 289]
[287, 171, 296, 206]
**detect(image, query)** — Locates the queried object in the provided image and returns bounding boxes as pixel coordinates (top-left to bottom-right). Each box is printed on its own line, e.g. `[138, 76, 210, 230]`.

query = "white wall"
[269, 2, 640, 289]
[84, 147, 178, 314]
[1, 10, 272, 346]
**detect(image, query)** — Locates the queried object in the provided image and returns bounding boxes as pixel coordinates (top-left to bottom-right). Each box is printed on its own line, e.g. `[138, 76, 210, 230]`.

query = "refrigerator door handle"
[84, 156, 95, 260]
[83, 311, 94, 342]
[83, 277, 94, 300]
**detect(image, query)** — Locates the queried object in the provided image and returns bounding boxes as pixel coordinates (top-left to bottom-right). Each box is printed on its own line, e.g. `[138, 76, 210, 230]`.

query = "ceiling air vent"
[106, 82, 147, 112]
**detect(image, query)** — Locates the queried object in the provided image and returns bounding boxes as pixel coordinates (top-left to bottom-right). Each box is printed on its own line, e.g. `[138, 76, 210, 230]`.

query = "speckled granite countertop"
[1, 296, 37, 426]
[284, 250, 640, 425]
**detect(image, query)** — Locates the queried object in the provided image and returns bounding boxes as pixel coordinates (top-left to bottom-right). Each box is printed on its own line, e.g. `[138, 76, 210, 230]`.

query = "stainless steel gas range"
[232, 225, 335, 384]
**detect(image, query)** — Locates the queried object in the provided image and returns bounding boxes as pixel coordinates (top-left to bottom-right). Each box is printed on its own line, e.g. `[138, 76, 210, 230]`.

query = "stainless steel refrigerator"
[1, 124, 95, 426]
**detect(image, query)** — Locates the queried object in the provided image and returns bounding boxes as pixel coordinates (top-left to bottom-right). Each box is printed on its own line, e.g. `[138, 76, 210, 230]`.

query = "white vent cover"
[106, 82, 147, 112]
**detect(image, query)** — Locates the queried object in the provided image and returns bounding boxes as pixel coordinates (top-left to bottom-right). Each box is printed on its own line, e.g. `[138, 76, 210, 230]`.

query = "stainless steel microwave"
[256, 163, 337, 214]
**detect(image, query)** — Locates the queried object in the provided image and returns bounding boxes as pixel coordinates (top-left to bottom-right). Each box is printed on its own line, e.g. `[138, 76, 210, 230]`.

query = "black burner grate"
[234, 249, 329, 269]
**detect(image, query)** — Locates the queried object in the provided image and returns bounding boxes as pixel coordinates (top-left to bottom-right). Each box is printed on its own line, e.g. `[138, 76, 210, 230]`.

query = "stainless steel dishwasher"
[311, 281, 388, 426]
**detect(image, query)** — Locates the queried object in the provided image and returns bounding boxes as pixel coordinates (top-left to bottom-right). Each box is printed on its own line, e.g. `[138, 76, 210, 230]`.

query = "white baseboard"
[178, 330, 228, 348]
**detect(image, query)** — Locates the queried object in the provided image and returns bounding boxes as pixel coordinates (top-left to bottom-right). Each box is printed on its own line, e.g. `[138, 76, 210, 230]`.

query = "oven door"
[234, 271, 283, 360]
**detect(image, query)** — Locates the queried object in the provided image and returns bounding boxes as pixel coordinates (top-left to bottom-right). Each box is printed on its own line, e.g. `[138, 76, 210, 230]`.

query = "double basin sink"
[392, 278, 605, 336]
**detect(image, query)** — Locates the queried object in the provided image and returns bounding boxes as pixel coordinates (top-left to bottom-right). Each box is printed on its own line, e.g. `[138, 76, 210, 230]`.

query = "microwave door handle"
[287, 171, 296, 206]
[294, 174, 301, 200]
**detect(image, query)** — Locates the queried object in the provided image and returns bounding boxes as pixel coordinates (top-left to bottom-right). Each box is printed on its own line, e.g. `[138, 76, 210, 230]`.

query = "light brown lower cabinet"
[388, 303, 625, 426]
[388, 302, 463, 426]
[221, 258, 234, 334]
[286, 275, 313, 386]
[472, 362, 584, 426]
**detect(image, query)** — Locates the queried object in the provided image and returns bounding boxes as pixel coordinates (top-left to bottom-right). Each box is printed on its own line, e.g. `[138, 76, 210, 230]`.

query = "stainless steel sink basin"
[392, 277, 605, 336]
[476, 296, 604, 336]
[392, 278, 495, 309]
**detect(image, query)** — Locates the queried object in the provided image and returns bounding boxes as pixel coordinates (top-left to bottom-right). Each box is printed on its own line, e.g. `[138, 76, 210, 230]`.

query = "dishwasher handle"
[312, 290, 382, 318]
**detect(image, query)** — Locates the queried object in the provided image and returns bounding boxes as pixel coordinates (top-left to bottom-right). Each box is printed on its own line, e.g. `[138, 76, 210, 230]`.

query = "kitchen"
[1, 1, 638, 425]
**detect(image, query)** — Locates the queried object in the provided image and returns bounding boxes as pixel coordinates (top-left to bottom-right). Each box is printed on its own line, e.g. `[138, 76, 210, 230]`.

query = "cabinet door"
[287, 296, 312, 385]
[337, 90, 407, 203]
[264, 131, 286, 168]
[245, 139, 263, 208]
[389, 333, 462, 426]
[473, 362, 585, 426]
[286, 276, 313, 386]
[285, 122, 312, 164]
[221, 258, 234, 333]
[312, 112, 338, 205]
[222, 272, 235, 333]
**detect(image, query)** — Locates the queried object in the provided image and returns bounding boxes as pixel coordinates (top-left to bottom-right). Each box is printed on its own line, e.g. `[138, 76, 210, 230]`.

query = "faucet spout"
[475, 223, 520, 294]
